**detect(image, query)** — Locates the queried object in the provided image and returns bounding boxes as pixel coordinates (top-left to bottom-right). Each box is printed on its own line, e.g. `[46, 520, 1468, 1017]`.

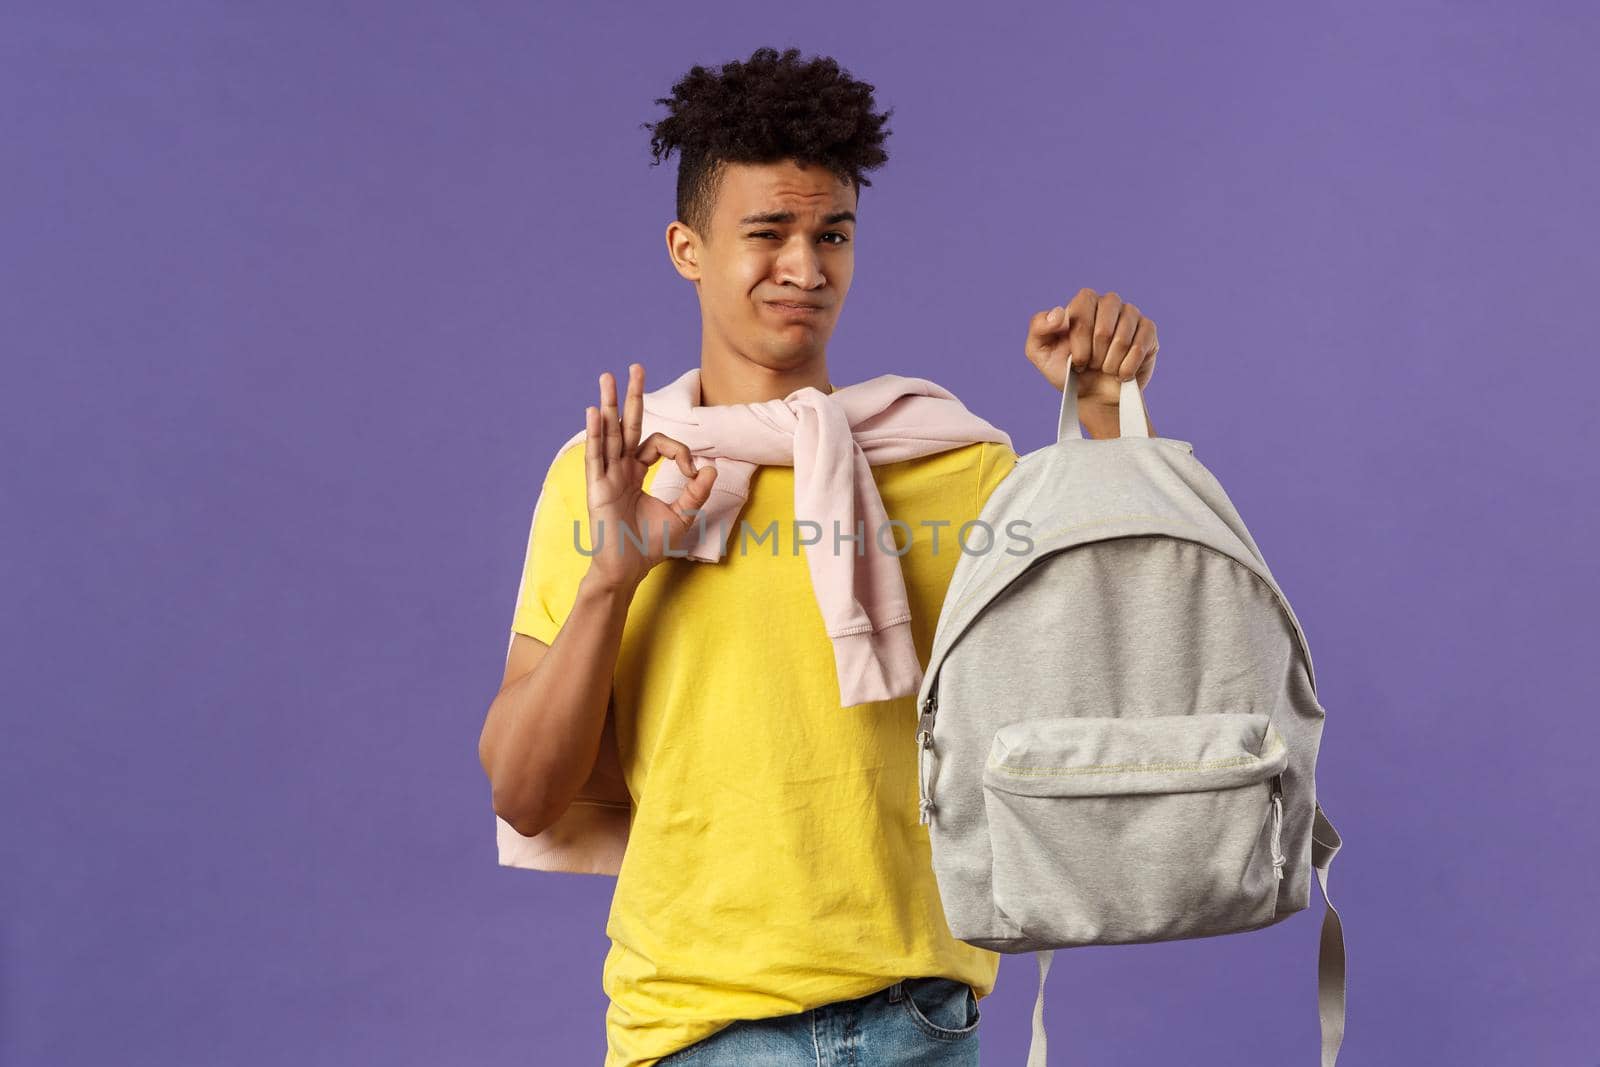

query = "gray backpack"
[914, 368, 1347, 1065]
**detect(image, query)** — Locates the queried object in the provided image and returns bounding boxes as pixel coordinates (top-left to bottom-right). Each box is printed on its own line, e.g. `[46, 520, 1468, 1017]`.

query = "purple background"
[4, 2, 1595, 1064]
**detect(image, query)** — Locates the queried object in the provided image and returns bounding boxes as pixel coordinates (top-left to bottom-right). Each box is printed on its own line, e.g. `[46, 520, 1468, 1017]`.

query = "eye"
[747, 231, 851, 244]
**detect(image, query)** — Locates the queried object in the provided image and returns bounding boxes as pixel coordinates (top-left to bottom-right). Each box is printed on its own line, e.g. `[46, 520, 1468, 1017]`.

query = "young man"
[478, 46, 1159, 1067]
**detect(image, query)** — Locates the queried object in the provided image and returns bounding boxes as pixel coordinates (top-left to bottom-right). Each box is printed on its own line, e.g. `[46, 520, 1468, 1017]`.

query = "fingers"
[1066, 288, 1098, 374]
[1104, 301, 1141, 381]
[621, 363, 643, 455]
[1117, 316, 1159, 383]
[1137, 334, 1160, 388]
[1090, 291, 1124, 372]
[588, 365, 651, 485]
[584, 404, 604, 486]
[599, 371, 621, 464]
[1036, 289, 1158, 384]
[1111, 341, 1139, 384]
[637, 433, 699, 481]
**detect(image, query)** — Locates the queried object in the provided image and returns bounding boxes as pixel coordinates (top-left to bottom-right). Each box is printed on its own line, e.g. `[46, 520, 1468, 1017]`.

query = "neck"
[697, 344, 833, 407]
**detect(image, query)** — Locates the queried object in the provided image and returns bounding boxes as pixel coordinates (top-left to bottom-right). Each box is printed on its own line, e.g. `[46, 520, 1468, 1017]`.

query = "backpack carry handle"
[1057, 364, 1150, 442]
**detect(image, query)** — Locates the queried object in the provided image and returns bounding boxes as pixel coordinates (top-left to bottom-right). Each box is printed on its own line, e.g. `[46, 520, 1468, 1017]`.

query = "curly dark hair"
[641, 47, 894, 238]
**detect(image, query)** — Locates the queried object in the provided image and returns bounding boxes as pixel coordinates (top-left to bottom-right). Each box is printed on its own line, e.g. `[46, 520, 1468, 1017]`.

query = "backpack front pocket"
[982, 713, 1290, 945]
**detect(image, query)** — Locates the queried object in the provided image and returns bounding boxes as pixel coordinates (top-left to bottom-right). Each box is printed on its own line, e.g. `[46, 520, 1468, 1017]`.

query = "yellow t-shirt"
[509, 436, 1020, 1067]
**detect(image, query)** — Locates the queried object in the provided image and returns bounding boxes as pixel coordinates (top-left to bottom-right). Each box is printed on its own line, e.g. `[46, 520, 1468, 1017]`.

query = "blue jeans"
[655, 977, 981, 1066]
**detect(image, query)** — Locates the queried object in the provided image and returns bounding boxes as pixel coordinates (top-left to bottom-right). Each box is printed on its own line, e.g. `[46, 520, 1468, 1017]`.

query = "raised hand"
[1025, 288, 1160, 408]
[582, 363, 719, 591]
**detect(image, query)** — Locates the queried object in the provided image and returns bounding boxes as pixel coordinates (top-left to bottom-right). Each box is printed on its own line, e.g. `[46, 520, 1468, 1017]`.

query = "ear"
[665, 220, 702, 282]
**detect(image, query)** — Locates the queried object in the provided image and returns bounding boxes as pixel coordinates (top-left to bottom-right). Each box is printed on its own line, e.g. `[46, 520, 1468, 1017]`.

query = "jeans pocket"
[899, 977, 981, 1040]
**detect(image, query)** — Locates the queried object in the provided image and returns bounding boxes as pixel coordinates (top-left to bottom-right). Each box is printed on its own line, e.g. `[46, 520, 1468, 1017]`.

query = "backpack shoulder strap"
[985, 367, 1345, 1065]
[1026, 949, 1054, 1067]
[1020, 806, 1346, 1067]
[1314, 802, 1347, 1066]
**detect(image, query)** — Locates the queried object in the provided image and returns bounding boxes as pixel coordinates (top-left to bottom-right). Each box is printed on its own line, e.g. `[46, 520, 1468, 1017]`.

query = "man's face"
[673, 159, 857, 372]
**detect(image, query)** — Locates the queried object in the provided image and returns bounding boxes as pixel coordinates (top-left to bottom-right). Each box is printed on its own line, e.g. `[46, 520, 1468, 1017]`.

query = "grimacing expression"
[691, 160, 857, 369]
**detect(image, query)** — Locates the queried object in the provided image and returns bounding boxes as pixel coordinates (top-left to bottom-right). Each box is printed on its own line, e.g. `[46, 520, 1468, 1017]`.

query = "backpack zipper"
[916, 690, 938, 824]
[1269, 772, 1286, 880]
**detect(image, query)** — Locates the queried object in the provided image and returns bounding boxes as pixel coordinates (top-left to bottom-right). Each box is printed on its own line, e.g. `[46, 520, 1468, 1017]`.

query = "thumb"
[661, 467, 717, 555]
[1026, 307, 1067, 363]
[669, 465, 718, 526]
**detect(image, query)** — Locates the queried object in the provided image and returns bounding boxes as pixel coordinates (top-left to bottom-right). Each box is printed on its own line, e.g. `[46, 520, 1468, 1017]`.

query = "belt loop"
[886, 979, 905, 1003]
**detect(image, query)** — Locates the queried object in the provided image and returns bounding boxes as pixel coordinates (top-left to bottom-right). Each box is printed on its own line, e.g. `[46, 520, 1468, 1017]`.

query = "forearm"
[484, 568, 637, 835]
[1080, 397, 1156, 439]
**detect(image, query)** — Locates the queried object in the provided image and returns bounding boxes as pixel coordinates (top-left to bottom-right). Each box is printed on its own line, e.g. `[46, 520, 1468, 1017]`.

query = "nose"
[774, 239, 826, 292]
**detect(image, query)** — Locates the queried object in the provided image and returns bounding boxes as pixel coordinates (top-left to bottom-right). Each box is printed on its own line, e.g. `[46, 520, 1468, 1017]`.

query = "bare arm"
[479, 570, 638, 837]
[478, 362, 718, 838]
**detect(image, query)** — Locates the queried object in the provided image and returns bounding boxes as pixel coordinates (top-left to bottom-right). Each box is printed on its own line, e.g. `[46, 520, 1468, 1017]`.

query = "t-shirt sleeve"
[975, 439, 1020, 511]
[509, 443, 591, 646]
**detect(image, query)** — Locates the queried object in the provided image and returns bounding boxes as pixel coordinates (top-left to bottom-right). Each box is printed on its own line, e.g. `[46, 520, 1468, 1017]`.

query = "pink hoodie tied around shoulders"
[559, 366, 1014, 708]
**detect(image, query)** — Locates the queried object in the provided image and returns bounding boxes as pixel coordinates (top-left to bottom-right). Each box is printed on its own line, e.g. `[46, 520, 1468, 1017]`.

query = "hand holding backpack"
[914, 368, 1347, 1064]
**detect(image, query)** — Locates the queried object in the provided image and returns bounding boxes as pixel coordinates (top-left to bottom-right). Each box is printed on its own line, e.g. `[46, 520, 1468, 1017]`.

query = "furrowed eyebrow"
[737, 210, 856, 226]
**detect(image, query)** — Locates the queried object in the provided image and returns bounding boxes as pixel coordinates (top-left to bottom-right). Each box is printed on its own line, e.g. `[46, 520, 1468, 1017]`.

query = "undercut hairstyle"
[641, 46, 894, 239]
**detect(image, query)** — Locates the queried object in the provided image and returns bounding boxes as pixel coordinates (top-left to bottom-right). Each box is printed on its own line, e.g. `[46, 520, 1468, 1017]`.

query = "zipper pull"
[916, 691, 938, 824]
[916, 693, 937, 749]
[1268, 774, 1286, 880]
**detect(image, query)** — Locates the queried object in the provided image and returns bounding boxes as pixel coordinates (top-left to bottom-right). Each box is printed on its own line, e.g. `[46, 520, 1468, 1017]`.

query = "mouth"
[765, 301, 824, 318]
